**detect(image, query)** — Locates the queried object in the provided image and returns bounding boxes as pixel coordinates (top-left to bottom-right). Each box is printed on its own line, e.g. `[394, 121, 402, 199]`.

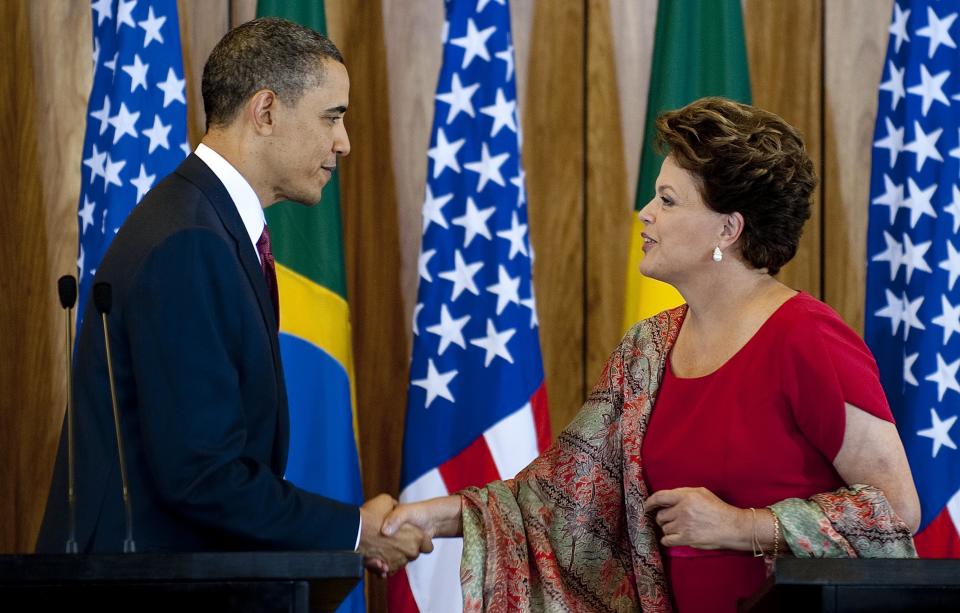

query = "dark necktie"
[256, 225, 280, 328]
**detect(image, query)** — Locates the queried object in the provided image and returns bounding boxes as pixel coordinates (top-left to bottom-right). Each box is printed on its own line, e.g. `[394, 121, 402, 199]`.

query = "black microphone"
[57, 276, 77, 310]
[57, 275, 78, 554]
[93, 282, 136, 553]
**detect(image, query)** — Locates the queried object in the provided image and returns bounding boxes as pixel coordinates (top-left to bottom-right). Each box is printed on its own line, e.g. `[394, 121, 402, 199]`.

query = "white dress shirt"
[195, 143, 266, 264]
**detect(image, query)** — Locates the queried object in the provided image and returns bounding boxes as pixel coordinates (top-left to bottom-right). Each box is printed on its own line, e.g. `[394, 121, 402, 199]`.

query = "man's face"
[269, 59, 351, 205]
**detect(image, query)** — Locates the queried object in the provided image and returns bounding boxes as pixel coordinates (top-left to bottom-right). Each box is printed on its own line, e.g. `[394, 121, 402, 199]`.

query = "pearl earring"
[713, 246, 723, 262]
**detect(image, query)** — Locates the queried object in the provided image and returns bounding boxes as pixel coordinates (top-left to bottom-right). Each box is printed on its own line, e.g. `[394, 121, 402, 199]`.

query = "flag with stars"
[388, 0, 551, 610]
[77, 0, 188, 325]
[866, 0, 960, 558]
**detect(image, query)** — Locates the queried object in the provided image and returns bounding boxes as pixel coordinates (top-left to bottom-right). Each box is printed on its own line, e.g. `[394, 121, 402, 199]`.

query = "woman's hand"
[382, 495, 464, 540]
[646, 487, 754, 550]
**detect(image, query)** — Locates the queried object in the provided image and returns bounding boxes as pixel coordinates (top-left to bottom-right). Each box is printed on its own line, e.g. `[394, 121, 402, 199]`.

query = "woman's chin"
[639, 264, 664, 282]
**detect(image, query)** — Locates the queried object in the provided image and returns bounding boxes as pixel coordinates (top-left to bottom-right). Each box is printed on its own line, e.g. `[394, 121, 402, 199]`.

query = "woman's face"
[638, 156, 729, 285]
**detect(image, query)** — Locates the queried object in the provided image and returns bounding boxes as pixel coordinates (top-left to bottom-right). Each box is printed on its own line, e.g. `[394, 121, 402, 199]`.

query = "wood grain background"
[1, 1, 893, 610]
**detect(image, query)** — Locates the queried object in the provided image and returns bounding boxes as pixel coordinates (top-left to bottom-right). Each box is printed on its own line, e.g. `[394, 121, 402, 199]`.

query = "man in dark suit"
[38, 17, 428, 574]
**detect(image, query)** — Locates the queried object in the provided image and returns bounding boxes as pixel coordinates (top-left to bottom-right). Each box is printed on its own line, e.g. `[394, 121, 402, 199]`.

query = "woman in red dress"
[384, 98, 920, 612]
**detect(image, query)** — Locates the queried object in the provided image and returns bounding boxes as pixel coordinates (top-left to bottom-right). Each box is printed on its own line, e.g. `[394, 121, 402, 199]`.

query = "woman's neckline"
[668, 290, 804, 381]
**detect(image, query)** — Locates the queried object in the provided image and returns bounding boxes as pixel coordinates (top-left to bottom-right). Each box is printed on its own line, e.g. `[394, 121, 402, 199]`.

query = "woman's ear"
[720, 211, 745, 248]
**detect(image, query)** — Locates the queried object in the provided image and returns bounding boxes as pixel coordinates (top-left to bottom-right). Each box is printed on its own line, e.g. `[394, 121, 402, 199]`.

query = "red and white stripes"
[389, 385, 549, 612]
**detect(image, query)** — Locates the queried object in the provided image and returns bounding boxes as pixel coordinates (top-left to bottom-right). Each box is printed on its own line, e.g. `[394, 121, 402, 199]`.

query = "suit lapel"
[174, 155, 289, 469]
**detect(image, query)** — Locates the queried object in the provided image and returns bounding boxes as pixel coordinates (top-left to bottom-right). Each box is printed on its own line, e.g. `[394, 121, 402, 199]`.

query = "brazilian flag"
[256, 2, 364, 612]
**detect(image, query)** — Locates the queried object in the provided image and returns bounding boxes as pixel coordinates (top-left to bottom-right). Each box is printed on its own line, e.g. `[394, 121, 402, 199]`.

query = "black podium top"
[0, 551, 363, 612]
[742, 558, 960, 612]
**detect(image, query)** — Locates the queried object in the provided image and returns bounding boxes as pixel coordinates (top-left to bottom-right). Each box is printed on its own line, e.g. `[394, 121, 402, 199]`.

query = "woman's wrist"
[432, 494, 463, 537]
[731, 506, 756, 550]
[731, 506, 779, 554]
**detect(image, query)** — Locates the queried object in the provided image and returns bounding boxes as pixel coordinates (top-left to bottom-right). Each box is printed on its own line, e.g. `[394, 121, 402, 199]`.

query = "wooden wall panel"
[824, 0, 893, 331]
[230, 0, 256, 27]
[326, 0, 408, 496]
[609, 0, 657, 210]
[509, 0, 535, 113]
[380, 0, 443, 341]
[584, 0, 632, 389]
[0, 0, 90, 553]
[0, 0, 47, 554]
[744, 0, 824, 298]
[177, 0, 230, 146]
[23, 0, 92, 550]
[524, 0, 585, 433]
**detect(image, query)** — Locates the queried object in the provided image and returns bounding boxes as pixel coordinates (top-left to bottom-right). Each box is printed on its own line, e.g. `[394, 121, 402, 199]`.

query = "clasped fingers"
[393, 523, 432, 560]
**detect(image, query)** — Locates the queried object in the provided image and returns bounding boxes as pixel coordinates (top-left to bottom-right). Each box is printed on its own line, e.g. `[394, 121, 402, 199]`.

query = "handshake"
[356, 493, 463, 577]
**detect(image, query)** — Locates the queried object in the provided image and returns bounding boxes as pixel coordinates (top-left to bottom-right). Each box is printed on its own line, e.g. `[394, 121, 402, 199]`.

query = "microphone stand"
[57, 275, 78, 554]
[93, 282, 136, 553]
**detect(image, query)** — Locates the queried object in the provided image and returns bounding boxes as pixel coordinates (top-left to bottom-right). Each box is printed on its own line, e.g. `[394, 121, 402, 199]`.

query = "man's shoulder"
[129, 162, 228, 238]
[96, 163, 235, 286]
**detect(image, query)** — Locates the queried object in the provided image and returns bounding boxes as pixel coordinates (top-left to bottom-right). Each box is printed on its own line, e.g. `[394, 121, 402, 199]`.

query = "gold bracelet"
[769, 508, 781, 558]
[750, 507, 763, 557]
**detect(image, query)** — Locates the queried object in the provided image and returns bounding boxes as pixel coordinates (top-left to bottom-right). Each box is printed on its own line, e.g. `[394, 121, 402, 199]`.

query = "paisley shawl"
[460, 306, 916, 612]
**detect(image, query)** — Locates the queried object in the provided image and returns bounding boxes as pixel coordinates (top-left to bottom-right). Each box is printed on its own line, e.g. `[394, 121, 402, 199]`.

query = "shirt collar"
[194, 143, 266, 262]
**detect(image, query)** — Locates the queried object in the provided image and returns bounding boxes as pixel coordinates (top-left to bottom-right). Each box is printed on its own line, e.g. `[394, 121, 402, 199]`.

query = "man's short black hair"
[201, 17, 344, 129]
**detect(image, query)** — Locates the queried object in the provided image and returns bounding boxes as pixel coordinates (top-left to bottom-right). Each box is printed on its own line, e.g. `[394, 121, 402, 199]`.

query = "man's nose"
[335, 123, 351, 158]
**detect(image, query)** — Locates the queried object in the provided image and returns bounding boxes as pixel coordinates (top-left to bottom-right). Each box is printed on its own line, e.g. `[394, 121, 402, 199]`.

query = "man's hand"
[358, 493, 434, 578]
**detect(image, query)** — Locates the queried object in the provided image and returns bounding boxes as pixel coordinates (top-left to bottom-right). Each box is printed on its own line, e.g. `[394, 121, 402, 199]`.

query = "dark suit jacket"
[37, 154, 360, 552]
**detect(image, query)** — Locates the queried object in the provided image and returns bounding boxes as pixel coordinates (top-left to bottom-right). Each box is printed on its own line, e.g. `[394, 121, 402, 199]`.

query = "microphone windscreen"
[57, 275, 77, 309]
[93, 282, 112, 315]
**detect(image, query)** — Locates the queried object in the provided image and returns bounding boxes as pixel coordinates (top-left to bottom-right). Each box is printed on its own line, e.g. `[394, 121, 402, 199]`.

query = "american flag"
[866, 0, 960, 557]
[77, 0, 188, 325]
[389, 0, 551, 609]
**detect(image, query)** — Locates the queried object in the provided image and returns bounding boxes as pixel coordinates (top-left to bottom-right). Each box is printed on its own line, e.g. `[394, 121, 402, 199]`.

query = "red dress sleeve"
[781, 296, 894, 461]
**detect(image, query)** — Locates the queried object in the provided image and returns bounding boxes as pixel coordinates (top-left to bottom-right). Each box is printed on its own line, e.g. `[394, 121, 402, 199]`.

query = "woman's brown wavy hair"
[655, 97, 817, 275]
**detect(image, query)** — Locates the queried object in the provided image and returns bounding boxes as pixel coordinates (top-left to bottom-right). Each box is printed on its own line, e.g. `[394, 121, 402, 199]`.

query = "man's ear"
[248, 89, 277, 136]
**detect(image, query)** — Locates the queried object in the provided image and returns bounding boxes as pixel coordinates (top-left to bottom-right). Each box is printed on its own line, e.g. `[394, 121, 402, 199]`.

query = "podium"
[741, 558, 960, 612]
[0, 551, 363, 612]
